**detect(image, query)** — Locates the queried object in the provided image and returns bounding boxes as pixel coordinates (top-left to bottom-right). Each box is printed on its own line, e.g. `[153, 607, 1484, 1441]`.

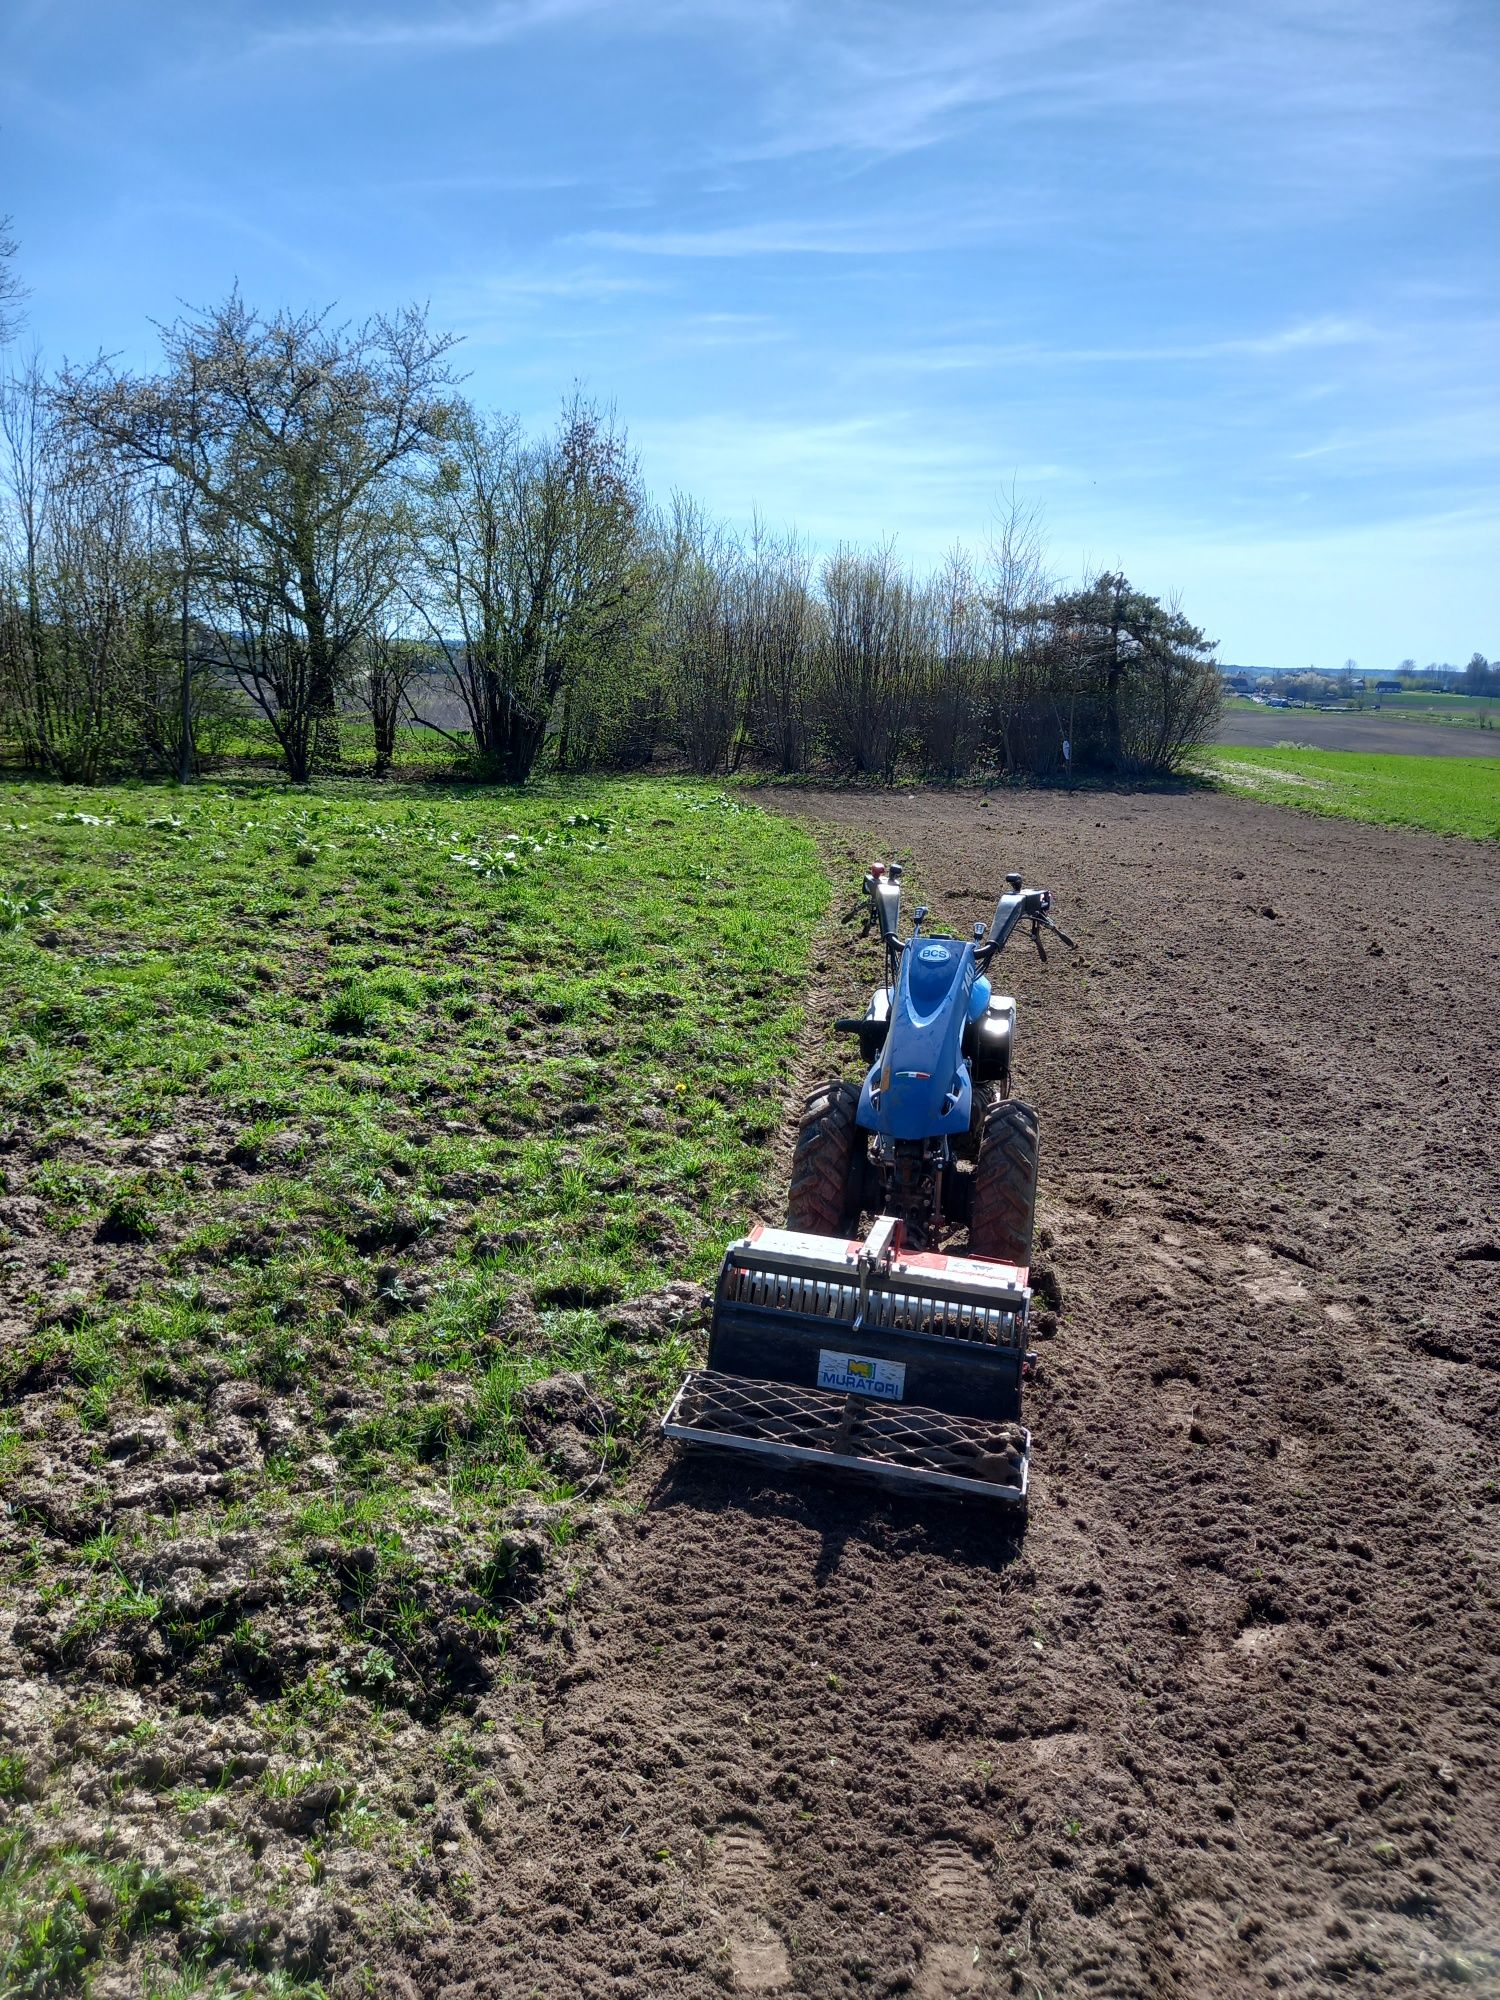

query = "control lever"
[1029, 913, 1077, 961]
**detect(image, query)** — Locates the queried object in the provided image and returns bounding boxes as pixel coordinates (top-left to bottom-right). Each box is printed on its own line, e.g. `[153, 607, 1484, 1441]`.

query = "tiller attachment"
[664, 1215, 1031, 1504]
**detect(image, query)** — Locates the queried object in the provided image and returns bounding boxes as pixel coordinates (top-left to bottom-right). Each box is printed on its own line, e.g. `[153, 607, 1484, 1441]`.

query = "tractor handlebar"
[981, 883, 1075, 959]
[859, 862, 1075, 969]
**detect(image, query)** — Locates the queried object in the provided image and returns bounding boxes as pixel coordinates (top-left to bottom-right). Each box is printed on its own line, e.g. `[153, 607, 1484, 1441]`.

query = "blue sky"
[2, 0, 1496, 667]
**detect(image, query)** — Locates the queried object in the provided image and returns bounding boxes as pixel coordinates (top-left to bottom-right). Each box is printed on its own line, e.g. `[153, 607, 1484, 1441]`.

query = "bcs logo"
[918, 943, 951, 963]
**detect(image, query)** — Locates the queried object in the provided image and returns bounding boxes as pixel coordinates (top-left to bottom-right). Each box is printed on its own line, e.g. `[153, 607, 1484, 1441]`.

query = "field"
[438, 786, 1498, 2000]
[2, 775, 1498, 1999]
[0, 778, 824, 1997]
[1203, 745, 1500, 839]
[1216, 706, 1500, 760]
[1373, 691, 1495, 725]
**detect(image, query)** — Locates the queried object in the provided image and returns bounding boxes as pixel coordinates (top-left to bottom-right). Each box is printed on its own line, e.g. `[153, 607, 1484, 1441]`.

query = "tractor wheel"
[786, 1080, 866, 1237]
[955, 1078, 1003, 1164]
[969, 1098, 1039, 1266]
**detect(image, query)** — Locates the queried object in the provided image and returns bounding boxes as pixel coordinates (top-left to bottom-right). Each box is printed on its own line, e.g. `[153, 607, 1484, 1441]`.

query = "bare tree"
[355, 611, 435, 776]
[138, 470, 217, 783]
[917, 547, 988, 779]
[985, 486, 1051, 663]
[661, 498, 751, 775]
[0, 359, 161, 780]
[744, 519, 814, 774]
[816, 544, 923, 778]
[0, 217, 25, 347]
[980, 488, 1055, 774]
[417, 395, 654, 781]
[59, 292, 458, 779]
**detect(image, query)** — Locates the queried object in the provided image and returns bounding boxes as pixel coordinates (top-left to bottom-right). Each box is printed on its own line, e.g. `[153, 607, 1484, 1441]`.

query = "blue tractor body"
[856, 935, 992, 1142]
[661, 861, 1073, 1511]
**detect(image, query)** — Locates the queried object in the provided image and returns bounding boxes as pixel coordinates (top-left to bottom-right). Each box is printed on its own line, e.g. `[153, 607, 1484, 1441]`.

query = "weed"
[0, 1829, 93, 1994]
[0, 1828, 208, 1995]
[1, 885, 53, 930]
[283, 1665, 348, 1721]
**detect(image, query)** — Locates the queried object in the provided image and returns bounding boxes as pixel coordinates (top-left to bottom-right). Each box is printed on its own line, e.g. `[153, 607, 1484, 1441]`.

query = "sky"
[1, 0, 1497, 668]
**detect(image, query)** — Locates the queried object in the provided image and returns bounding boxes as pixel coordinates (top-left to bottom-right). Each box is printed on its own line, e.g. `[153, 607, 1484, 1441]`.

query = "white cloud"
[573, 205, 1008, 258]
[724, 0, 1500, 193]
[252, 0, 600, 56]
[252, 0, 774, 57]
[881, 318, 1380, 375]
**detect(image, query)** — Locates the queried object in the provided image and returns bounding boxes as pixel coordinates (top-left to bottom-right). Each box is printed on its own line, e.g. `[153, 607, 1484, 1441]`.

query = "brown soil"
[406, 787, 1500, 2000]
[1216, 707, 1500, 757]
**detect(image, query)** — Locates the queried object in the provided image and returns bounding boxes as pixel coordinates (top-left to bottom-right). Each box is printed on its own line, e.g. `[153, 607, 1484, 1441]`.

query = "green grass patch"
[0, 774, 827, 1703]
[0, 1826, 216, 1997]
[213, 711, 459, 776]
[1201, 746, 1500, 840]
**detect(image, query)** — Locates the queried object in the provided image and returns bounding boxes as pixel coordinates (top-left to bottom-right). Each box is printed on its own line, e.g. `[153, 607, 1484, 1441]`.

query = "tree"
[0, 216, 24, 346]
[1044, 573, 1219, 773]
[417, 395, 654, 782]
[983, 486, 1054, 774]
[1120, 590, 1222, 769]
[1464, 652, 1497, 697]
[816, 544, 923, 778]
[0, 359, 175, 782]
[917, 549, 988, 780]
[659, 498, 747, 775]
[744, 521, 815, 774]
[355, 618, 435, 777]
[60, 293, 458, 780]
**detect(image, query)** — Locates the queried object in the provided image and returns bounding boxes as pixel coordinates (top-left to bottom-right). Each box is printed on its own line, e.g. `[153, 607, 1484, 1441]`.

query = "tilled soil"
[426, 787, 1499, 2000]
[1216, 708, 1500, 757]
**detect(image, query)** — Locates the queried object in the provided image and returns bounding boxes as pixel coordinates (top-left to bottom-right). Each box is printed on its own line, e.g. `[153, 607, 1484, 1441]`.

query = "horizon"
[2, 0, 1497, 670]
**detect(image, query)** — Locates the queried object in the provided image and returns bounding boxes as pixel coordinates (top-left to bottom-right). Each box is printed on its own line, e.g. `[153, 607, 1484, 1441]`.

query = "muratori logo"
[918, 943, 950, 963]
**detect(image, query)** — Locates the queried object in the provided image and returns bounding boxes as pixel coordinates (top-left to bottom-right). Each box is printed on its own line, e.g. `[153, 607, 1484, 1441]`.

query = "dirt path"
[429, 788, 1499, 2000]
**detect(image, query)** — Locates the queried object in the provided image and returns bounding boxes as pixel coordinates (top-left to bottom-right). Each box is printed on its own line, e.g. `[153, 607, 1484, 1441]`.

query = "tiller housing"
[664, 1214, 1032, 1503]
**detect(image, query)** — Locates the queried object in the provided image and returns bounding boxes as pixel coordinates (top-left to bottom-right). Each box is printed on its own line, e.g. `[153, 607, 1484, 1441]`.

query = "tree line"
[0, 291, 1222, 786]
[1392, 655, 1499, 698]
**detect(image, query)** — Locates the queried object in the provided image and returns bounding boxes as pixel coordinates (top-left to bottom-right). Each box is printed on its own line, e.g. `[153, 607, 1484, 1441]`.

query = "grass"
[0, 772, 821, 1315]
[215, 712, 467, 776]
[0, 1825, 267, 1999]
[0, 773, 826, 1706]
[1201, 745, 1500, 840]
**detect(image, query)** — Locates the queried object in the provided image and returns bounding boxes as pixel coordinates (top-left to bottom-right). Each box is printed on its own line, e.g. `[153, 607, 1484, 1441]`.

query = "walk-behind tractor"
[664, 863, 1074, 1507]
